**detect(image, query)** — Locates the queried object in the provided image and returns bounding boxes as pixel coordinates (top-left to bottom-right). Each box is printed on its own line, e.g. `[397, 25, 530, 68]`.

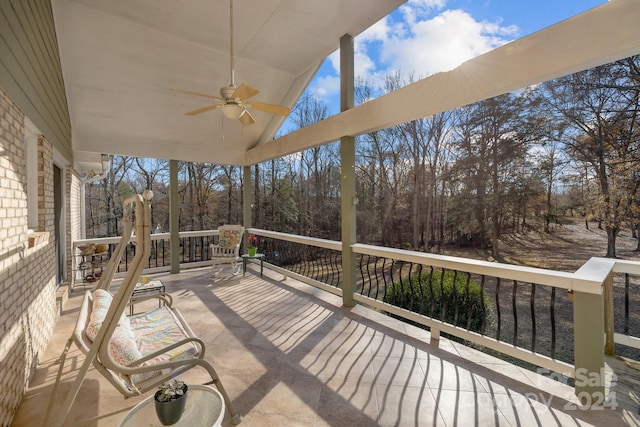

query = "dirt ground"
[439, 216, 640, 361]
[440, 216, 640, 272]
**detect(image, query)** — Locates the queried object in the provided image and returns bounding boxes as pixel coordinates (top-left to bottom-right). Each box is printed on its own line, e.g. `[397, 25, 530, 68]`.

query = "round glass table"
[118, 384, 225, 427]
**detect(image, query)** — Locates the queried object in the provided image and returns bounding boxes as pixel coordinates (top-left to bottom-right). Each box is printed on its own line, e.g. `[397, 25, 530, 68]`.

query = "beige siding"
[0, 0, 71, 162]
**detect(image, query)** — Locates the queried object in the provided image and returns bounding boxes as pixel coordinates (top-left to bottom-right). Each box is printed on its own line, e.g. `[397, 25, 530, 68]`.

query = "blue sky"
[282, 0, 605, 130]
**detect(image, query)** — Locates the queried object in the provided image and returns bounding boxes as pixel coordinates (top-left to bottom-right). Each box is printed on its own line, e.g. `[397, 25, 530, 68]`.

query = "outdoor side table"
[129, 280, 165, 315]
[117, 384, 225, 427]
[241, 253, 265, 276]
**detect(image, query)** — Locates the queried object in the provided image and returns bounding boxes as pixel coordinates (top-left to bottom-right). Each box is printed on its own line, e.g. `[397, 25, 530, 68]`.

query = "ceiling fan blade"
[232, 84, 260, 101]
[185, 104, 219, 116]
[238, 109, 255, 126]
[171, 88, 224, 101]
[246, 101, 290, 116]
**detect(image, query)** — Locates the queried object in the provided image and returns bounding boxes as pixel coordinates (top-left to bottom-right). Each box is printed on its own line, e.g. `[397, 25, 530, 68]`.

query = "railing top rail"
[73, 229, 219, 248]
[74, 235, 121, 246]
[74, 228, 616, 295]
[352, 243, 602, 293]
[608, 257, 640, 275]
[247, 228, 341, 251]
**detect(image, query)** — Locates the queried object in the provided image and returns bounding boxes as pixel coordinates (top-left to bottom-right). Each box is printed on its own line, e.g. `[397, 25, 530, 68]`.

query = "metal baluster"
[398, 261, 407, 308]
[495, 277, 501, 341]
[428, 266, 436, 318]
[333, 250, 340, 287]
[416, 264, 425, 315]
[465, 273, 472, 330]
[358, 254, 365, 296]
[440, 268, 446, 321]
[380, 257, 389, 302]
[480, 275, 486, 335]
[452, 270, 459, 326]
[530, 283, 536, 352]
[550, 286, 556, 359]
[625, 273, 630, 334]
[512, 280, 518, 346]
[407, 262, 417, 313]
[366, 255, 374, 298]
[389, 260, 396, 304]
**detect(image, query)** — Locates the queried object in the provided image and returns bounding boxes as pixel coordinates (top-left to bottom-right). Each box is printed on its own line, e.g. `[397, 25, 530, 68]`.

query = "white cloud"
[309, 1, 520, 102]
[311, 74, 340, 98]
[358, 16, 393, 44]
[380, 8, 519, 77]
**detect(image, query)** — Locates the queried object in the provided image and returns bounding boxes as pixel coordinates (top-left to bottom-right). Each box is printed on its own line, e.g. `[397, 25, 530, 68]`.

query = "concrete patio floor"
[12, 264, 640, 426]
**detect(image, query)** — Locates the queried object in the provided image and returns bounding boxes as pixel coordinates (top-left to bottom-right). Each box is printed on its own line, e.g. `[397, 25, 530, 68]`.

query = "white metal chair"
[210, 225, 244, 275]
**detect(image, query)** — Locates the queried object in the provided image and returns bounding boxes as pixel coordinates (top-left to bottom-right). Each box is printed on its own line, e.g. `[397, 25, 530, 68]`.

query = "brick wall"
[0, 88, 60, 426]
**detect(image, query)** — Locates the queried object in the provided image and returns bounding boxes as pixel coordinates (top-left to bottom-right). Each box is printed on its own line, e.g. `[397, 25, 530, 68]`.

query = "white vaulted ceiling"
[52, 0, 640, 171]
[51, 0, 406, 168]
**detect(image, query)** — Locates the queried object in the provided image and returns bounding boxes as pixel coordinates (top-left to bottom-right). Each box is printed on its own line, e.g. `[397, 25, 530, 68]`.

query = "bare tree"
[449, 93, 532, 257]
[542, 56, 640, 257]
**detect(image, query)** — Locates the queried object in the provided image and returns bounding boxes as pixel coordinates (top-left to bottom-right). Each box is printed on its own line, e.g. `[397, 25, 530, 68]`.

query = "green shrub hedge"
[383, 270, 492, 333]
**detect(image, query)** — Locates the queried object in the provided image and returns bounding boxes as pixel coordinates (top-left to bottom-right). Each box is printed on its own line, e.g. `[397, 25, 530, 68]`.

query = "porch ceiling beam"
[245, 0, 640, 166]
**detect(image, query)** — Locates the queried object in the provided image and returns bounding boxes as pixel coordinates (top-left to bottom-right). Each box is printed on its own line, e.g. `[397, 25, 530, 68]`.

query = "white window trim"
[25, 117, 39, 232]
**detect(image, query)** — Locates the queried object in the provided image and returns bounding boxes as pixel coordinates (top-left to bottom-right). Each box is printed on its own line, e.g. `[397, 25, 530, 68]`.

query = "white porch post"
[169, 159, 180, 273]
[243, 165, 252, 233]
[573, 258, 610, 407]
[340, 33, 356, 307]
[573, 288, 606, 405]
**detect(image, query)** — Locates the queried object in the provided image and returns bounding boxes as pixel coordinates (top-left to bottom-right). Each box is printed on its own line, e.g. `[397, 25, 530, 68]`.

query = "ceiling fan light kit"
[171, 0, 290, 126]
[221, 104, 244, 120]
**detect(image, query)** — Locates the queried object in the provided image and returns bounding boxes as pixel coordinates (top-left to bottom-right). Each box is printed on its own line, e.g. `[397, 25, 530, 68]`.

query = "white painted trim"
[614, 333, 640, 350]
[248, 228, 341, 251]
[24, 117, 39, 231]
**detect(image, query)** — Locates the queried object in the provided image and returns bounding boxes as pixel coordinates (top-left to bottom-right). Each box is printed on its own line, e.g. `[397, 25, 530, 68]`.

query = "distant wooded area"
[85, 55, 640, 259]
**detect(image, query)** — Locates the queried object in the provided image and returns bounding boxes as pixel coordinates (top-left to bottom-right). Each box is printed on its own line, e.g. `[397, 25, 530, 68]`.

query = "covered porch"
[3, 0, 640, 425]
[13, 266, 632, 426]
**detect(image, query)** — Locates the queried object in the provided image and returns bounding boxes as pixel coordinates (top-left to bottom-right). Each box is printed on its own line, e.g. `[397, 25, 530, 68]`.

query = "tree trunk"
[605, 226, 618, 258]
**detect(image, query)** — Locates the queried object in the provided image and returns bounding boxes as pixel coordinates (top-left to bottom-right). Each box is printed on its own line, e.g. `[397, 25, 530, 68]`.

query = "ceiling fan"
[172, 0, 290, 126]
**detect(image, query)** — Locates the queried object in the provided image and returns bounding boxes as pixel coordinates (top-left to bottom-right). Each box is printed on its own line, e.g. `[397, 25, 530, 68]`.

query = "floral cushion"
[221, 230, 239, 249]
[130, 306, 199, 365]
[85, 289, 129, 341]
[84, 289, 198, 387]
[85, 289, 158, 383]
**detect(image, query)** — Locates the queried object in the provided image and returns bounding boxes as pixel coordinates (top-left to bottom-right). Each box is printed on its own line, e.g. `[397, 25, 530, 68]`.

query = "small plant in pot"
[154, 379, 188, 425]
[247, 234, 258, 256]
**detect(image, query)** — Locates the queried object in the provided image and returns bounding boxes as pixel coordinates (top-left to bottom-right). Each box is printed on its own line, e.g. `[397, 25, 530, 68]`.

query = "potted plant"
[154, 379, 188, 425]
[247, 234, 258, 256]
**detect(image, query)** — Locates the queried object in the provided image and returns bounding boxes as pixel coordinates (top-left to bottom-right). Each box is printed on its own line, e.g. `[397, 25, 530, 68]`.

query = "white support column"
[340, 33, 356, 307]
[243, 165, 252, 231]
[169, 160, 180, 274]
[573, 287, 606, 406]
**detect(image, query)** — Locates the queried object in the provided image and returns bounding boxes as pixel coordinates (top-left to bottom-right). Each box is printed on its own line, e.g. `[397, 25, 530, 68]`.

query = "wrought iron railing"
[73, 227, 640, 393]
[354, 253, 574, 365]
[610, 260, 640, 360]
[72, 230, 219, 283]
[259, 234, 342, 288]
[247, 231, 582, 376]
